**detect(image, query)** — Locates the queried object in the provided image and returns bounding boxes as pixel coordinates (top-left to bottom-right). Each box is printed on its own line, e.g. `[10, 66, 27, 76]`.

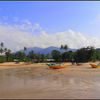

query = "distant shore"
[0, 61, 99, 70]
[0, 62, 34, 70]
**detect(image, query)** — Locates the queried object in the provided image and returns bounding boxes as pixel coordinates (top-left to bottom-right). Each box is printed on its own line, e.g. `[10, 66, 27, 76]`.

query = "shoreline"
[0, 61, 99, 70]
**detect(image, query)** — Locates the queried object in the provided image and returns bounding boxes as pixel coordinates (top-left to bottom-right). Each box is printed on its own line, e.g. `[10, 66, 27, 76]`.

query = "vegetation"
[51, 50, 61, 62]
[74, 46, 97, 63]
[52, 45, 100, 63]
[0, 42, 100, 63]
[60, 44, 68, 52]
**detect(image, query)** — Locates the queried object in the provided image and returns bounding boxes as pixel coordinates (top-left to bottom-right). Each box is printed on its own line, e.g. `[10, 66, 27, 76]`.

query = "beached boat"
[46, 63, 66, 69]
[49, 65, 66, 69]
[90, 63, 100, 68]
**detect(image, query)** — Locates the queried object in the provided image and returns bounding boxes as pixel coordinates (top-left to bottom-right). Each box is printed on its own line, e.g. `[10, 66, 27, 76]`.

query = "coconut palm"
[60, 44, 68, 52]
[64, 45, 68, 51]
[0, 42, 4, 55]
[24, 47, 27, 51]
[4, 48, 7, 53]
[60, 45, 64, 50]
[0, 42, 4, 48]
[5, 49, 11, 61]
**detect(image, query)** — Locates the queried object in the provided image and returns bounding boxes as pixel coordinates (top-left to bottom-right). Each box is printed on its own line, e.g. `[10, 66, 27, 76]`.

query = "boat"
[46, 63, 66, 69]
[49, 65, 66, 69]
[89, 63, 100, 68]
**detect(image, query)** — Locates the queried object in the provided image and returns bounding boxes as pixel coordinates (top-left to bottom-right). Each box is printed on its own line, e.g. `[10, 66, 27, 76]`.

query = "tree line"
[51, 45, 100, 63]
[0, 42, 100, 63]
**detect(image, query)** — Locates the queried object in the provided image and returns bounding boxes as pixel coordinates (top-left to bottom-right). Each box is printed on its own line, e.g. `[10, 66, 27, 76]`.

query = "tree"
[0, 42, 4, 48]
[60, 44, 68, 51]
[24, 47, 27, 51]
[0, 48, 3, 55]
[51, 50, 61, 62]
[61, 52, 68, 62]
[89, 46, 96, 62]
[0, 42, 4, 55]
[96, 49, 100, 60]
[4, 48, 7, 52]
[61, 51, 74, 62]
[74, 46, 97, 63]
[64, 45, 68, 51]
[5, 49, 12, 62]
[60, 45, 64, 50]
[14, 51, 26, 62]
[28, 50, 34, 61]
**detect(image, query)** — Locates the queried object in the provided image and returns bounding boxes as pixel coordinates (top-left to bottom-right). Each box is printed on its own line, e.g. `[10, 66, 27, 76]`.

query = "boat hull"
[49, 65, 65, 69]
[90, 64, 100, 68]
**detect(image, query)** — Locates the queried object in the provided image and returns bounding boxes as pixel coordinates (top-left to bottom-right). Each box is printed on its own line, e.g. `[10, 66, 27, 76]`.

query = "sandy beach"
[0, 62, 100, 99]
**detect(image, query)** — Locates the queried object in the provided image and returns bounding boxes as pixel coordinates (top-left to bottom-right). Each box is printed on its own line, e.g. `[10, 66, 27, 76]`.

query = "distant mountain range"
[21, 46, 77, 54]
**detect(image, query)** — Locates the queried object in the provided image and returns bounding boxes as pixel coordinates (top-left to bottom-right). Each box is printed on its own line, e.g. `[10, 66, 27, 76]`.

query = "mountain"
[96, 48, 100, 51]
[39, 46, 61, 54]
[20, 46, 77, 54]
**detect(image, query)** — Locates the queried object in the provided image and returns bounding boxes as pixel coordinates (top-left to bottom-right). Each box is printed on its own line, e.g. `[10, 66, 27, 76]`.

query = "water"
[0, 66, 100, 99]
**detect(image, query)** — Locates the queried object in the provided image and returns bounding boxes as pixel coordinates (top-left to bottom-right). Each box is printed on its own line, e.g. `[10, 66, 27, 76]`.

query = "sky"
[0, 1, 100, 51]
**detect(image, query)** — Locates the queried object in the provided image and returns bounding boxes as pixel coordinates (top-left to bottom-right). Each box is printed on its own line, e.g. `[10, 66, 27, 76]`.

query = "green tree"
[0, 48, 3, 55]
[0, 42, 4, 48]
[4, 48, 7, 52]
[28, 50, 34, 61]
[89, 46, 96, 62]
[96, 49, 100, 60]
[74, 46, 97, 63]
[51, 50, 61, 62]
[5, 49, 12, 62]
[60, 44, 68, 52]
[14, 51, 26, 62]
[64, 45, 68, 51]
[61, 52, 68, 62]
[0, 42, 4, 55]
[60, 45, 64, 50]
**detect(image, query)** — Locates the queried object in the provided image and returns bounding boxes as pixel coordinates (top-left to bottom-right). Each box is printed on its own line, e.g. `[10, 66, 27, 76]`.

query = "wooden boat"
[46, 63, 66, 69]
[49, 65, 66, 69]
[90, 63, 100, 68]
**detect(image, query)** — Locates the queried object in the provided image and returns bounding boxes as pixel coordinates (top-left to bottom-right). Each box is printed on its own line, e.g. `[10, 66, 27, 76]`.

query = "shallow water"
[0, 66, 100, 99]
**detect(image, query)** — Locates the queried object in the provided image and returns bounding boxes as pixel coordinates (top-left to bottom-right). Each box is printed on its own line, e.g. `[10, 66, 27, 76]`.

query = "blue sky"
[0, 1, 100, 34]
[0, 1, 100, 50]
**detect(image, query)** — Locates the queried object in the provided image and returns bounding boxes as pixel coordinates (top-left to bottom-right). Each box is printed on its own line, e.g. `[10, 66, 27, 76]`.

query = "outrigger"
[46, 63, 66, 69]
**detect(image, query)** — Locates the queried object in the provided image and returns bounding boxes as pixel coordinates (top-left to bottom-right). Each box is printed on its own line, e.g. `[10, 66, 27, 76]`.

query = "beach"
[0, 62, 100, 99]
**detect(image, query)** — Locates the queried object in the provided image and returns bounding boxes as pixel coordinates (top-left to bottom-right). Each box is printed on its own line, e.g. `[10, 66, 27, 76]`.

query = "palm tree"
[8, 49, 11, 53]
[60, 45, 64, 50]
[60, 44, 68, 52]
[0, 42, 4, 55]
[4, 48, 7, 53]
[64, 45, 68, 51]
[5, 49, 11, 62]
[24, 47, 27, 51]
[0, 42, 4, 48]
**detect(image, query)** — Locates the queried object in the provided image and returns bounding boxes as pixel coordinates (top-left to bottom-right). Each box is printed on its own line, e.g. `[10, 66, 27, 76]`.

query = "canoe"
[90, 64, 100, 68]
[49, 65, 66, 69]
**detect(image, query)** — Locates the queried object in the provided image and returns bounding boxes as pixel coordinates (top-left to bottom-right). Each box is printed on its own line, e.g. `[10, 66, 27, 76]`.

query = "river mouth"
[0, 64, 100, 99]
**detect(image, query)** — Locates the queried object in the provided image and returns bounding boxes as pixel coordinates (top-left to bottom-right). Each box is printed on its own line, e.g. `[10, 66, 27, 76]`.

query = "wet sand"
[0, 62, 100, 99]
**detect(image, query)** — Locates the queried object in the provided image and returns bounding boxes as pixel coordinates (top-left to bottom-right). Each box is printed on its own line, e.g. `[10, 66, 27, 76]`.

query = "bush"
[0, 56, 5, 63]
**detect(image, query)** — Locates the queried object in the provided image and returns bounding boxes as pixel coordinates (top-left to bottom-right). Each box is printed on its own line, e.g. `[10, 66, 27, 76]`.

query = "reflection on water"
[0, 67, 100, 99]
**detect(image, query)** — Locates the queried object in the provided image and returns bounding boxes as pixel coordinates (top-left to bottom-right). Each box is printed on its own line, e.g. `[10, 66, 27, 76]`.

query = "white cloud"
[0, 21, 100, 52]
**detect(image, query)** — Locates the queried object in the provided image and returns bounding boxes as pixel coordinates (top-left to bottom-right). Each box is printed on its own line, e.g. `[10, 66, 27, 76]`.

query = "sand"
[0, 62, 100, 99]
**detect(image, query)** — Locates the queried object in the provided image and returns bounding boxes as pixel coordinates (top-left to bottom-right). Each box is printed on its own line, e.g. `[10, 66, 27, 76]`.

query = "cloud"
[0, 20, 100, 52]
